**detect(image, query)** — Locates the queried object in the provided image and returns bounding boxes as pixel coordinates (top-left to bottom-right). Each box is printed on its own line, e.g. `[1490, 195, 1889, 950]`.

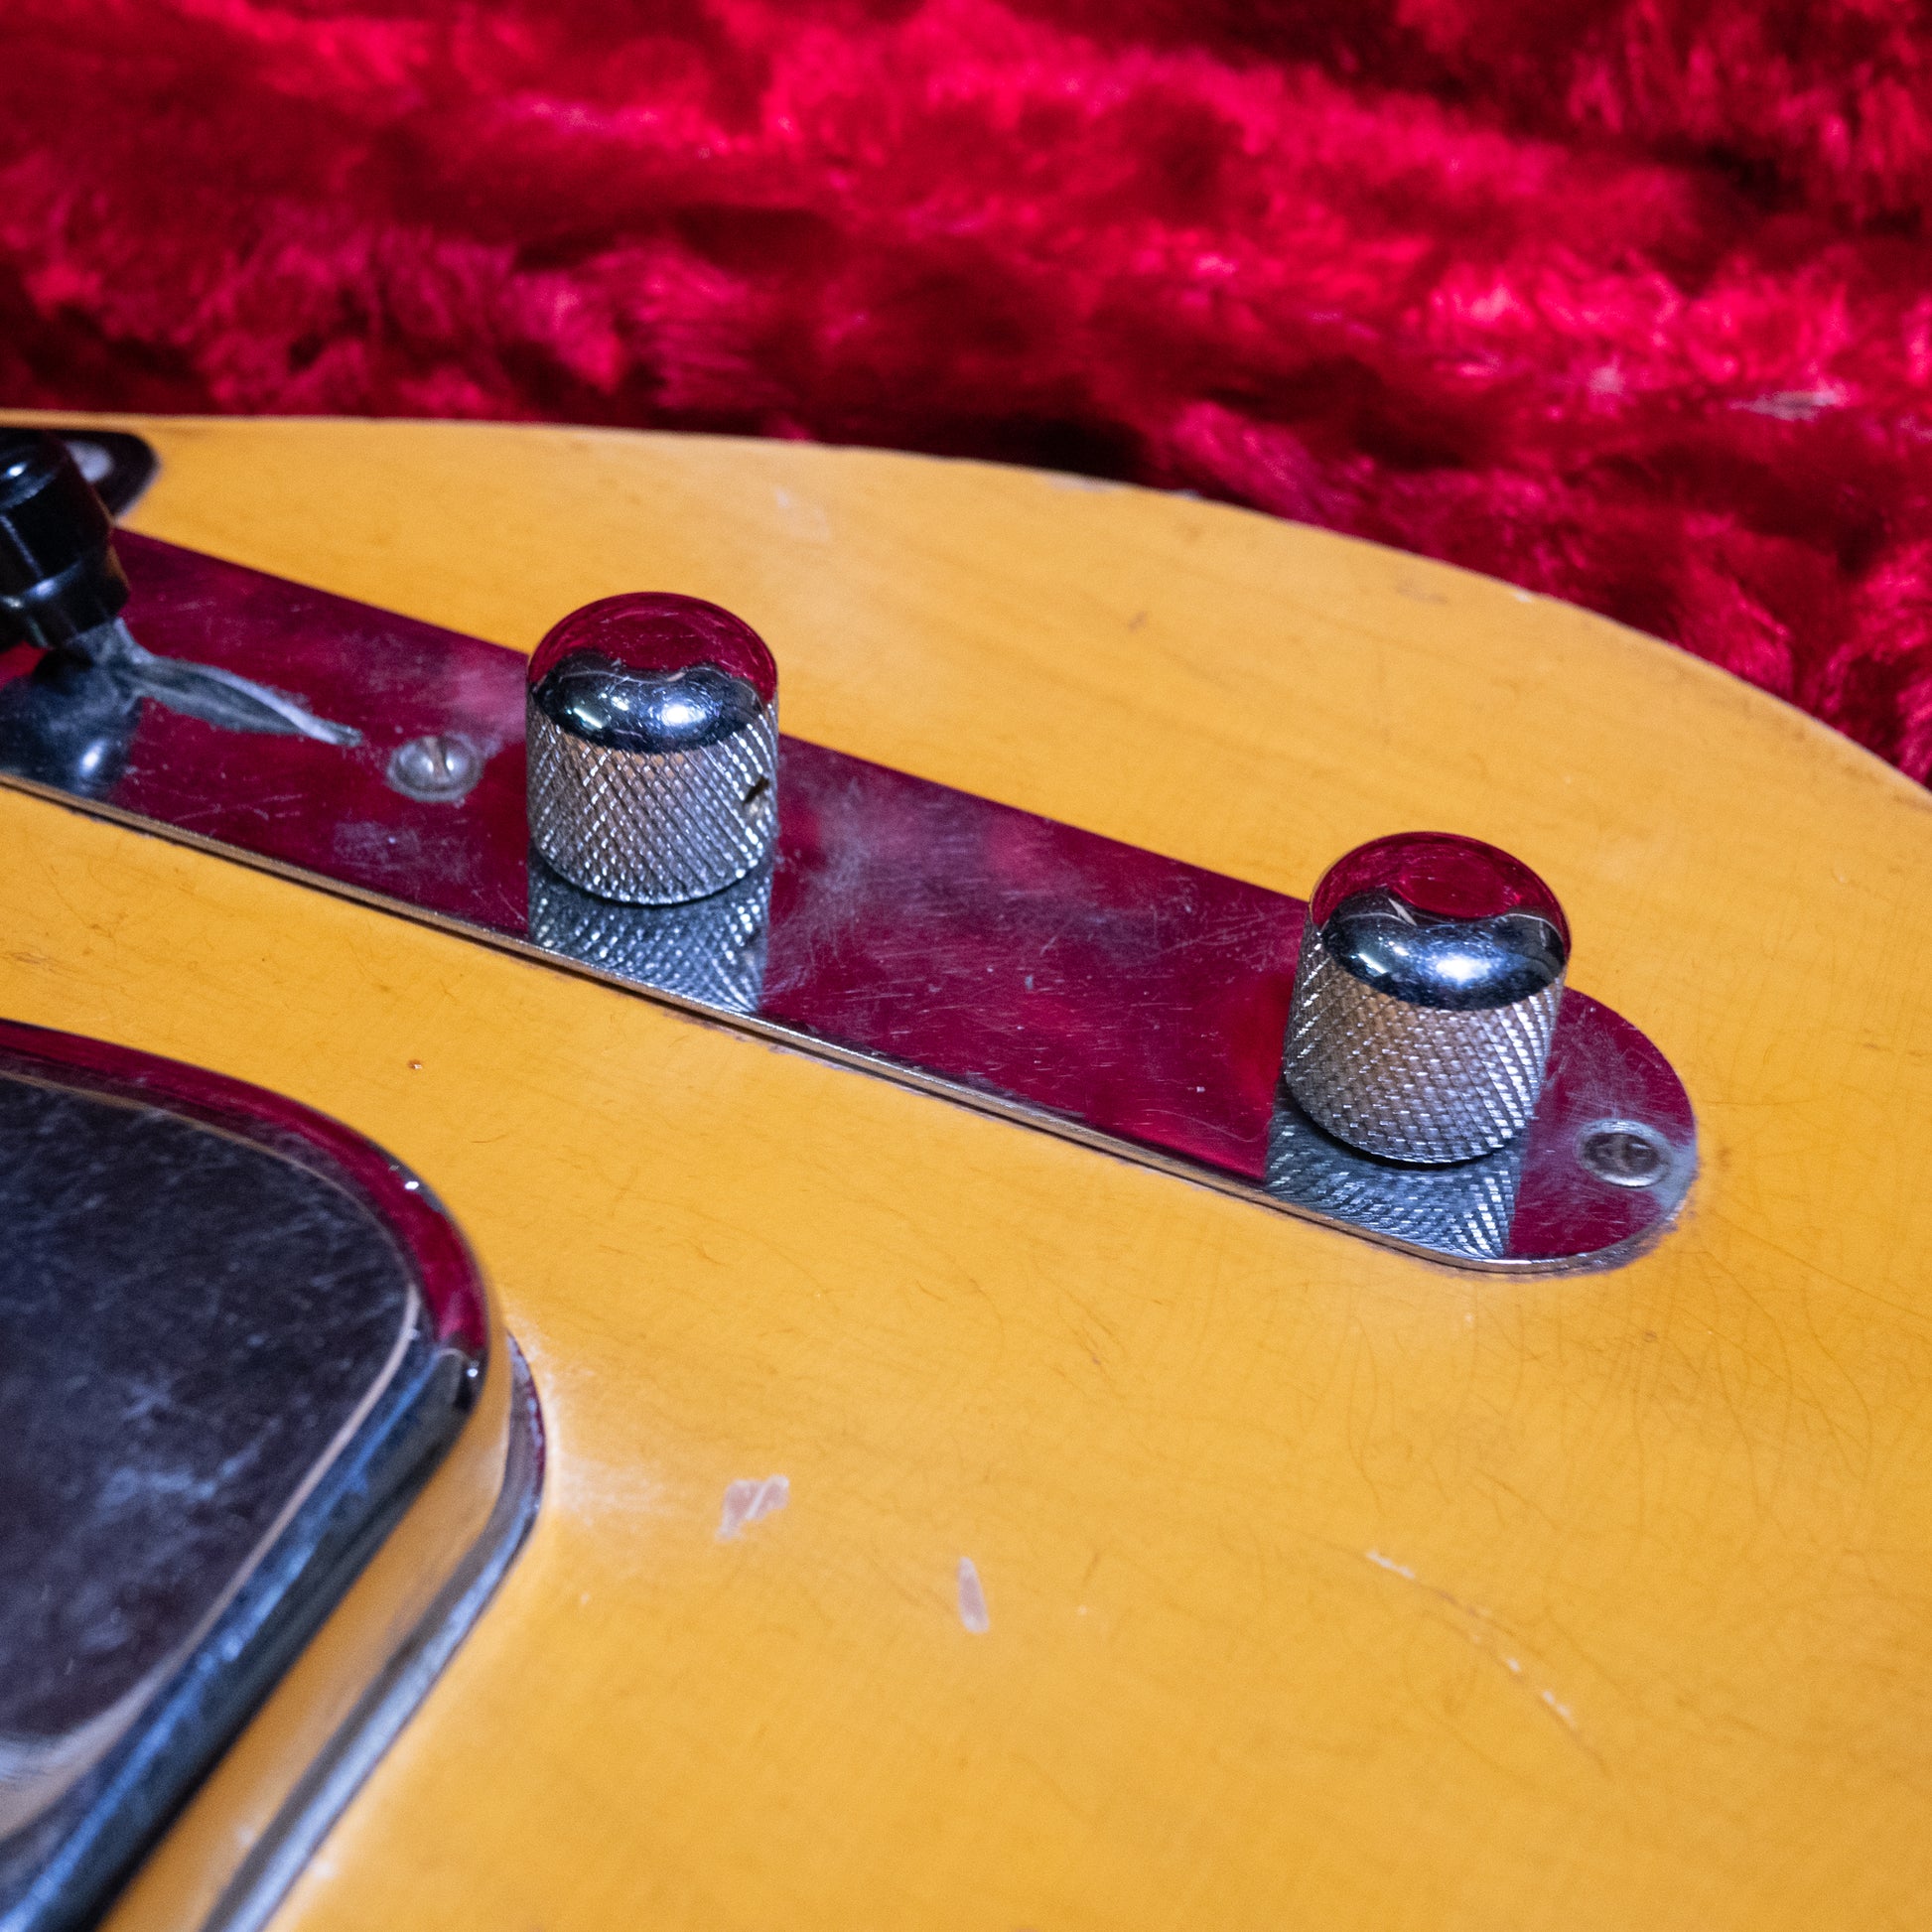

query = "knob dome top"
[529, 594, 776, 705]
[1310, 831, 1568, 944]
[1309, 833, 1568, 1014]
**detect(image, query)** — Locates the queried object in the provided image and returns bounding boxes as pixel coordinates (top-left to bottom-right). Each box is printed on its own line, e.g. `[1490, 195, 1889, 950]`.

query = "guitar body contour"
[5, 414, 1931, 1931]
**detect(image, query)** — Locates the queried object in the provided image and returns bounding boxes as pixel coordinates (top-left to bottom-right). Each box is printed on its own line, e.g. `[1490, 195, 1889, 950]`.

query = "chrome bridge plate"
[0, 533, 1695, 1273]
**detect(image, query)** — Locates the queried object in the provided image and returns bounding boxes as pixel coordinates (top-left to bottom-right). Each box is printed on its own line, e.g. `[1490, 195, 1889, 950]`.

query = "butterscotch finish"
[4, 416, 1929, 1929]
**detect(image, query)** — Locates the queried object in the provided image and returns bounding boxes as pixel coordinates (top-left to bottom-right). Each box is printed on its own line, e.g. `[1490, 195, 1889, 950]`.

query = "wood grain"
[5, 414, 1927, 1930]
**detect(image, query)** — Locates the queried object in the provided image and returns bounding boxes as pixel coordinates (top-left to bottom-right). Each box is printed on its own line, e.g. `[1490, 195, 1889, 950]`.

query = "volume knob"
[525, 593, 779, 905]
[1283, 832, 1569, 1164]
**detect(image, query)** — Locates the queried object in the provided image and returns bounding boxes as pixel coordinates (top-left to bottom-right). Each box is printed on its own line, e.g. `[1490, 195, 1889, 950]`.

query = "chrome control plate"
[0, 532, 1696, 1273]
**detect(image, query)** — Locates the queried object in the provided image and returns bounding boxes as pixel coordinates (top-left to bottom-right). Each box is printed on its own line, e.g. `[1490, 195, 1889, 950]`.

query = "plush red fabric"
[5, 2, 1932, 775]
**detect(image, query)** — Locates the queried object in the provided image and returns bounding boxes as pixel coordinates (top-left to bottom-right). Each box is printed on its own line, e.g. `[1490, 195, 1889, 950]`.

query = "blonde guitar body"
[5, 415, 1931, 1930]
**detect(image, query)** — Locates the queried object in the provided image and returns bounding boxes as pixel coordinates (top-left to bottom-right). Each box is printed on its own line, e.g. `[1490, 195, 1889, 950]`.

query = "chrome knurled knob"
[525, 593, 779, 905]
[1282, 832, 1569, 1165]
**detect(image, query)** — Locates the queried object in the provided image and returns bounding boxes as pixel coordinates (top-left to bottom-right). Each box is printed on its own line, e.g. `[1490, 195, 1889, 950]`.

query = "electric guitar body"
[3, 413, 1930, 1931]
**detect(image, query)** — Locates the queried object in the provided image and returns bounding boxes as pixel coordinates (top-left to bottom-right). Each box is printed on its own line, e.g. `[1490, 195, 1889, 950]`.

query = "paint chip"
[717, 1474, 789, 1540]
[957, 1557, 990, 1633]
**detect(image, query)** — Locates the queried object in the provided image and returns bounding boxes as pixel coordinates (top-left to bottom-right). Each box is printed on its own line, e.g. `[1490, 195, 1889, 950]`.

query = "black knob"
[0, 430, 129, 651]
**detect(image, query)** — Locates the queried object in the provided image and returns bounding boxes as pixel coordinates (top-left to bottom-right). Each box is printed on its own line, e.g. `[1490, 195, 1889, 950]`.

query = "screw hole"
[1578, 1121, 1672, 1188]
[386, 733, 482, 803]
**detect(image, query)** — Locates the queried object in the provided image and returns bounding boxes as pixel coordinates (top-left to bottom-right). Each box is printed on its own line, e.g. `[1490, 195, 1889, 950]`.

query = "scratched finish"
[0, 535, 1692, 1269]
[10, 415, 1932, 1932]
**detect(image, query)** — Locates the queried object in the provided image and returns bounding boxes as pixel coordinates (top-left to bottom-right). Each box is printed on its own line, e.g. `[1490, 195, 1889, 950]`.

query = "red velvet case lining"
[5, 1, 1931, 776]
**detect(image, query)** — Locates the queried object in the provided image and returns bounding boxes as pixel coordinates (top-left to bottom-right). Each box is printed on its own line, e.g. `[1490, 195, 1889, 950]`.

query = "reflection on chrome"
[1265, 1090, 1525, 1262]
[528, 852, 772, 1016]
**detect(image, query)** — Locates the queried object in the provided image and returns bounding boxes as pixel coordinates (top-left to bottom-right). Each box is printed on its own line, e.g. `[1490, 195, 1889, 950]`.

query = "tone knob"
[525, 593, 779, 904]
[1283, 832, 1569, 1164]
